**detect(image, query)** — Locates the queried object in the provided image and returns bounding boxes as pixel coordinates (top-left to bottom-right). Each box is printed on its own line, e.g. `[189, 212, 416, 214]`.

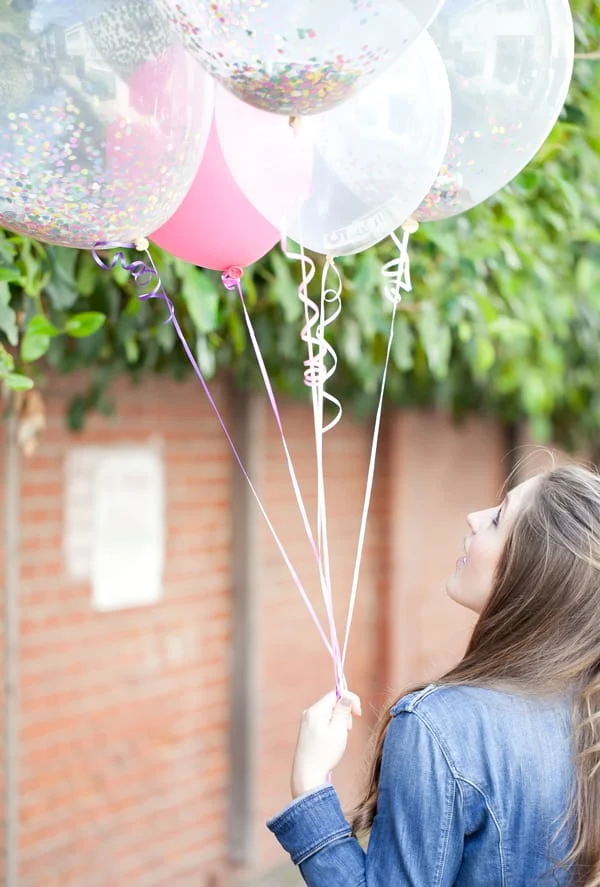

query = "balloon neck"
[222, 266, 244, 290]
[289, 115, 302, 133]
[134, 236, 150, 252]
[401, 217, 419, 235]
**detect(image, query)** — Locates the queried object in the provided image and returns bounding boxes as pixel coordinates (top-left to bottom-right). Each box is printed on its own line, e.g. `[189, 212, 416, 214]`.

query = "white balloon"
[415, 0, 574, 221]
[216, 31, 452, 256]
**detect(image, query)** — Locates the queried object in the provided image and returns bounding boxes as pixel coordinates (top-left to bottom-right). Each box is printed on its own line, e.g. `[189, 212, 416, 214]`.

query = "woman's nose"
[467, 512, 478, 533]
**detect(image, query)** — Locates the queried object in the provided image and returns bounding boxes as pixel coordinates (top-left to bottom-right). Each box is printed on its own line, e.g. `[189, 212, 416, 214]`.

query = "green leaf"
[0, 266, 21, 283]
[125, 337, 140, 364]
[269, 251, 303, 323]
[576, 257, 598, 292]
[457, 320, 473, 343]
[0, 344, 14, 374]
[45, 247, 79, 309]
[21, 331, 50, 363]
[112, 261, 131, 288]
[182, 267, 220, 333]
[472, 337, 496, 376]
[156, 319, 176, 352]
[27, 315, 59, 338]
[0, 231, 17, 266]
[17, 238, 46, 297]
[391, 315, 414, 371]
[4, 372, 33, 391]
[417, 302, 452, 379]
[0, 281, 18, 346]
[64, 312, 106, 338]
[196, 335, 216, 378]
[341, 318, 362, 366]
[226, 308, 246, 355]
[76, 255, 99, 297]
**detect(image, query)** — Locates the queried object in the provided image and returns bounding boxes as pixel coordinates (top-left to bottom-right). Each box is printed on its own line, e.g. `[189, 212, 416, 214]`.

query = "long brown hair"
[352, 464, 600, 887]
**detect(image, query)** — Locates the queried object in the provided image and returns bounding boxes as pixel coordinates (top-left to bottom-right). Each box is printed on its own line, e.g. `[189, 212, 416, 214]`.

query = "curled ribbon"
[281, 238, 347, 693]
[382, 229, 413, 306]
[292, 249, 343, 434]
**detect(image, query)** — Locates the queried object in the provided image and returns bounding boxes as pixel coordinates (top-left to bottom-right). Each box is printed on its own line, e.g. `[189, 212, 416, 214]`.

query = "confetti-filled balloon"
[157, 0, 444, 116]
[415, 0, 574, 222]
[0, 0, 214, 248]
[217, 32, 451, 256]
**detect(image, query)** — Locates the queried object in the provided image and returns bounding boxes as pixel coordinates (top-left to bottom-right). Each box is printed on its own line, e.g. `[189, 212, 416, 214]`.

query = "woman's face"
[446, 476, 540, 614]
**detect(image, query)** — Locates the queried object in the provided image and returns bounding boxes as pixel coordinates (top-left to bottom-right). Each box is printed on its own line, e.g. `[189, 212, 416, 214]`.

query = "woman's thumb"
[333, 693, 362, 719]
[343, 692, 362, 716]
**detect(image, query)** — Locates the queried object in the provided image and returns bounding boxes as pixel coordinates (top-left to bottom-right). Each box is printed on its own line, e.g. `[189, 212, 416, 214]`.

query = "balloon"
[150, 121, 282, 271]
[415, 0, 574, 222]
[0, 0, 214, 248]
[86, 0, 172, 80]
[216, 33, 452, 256]
[156, 0, 445, 116]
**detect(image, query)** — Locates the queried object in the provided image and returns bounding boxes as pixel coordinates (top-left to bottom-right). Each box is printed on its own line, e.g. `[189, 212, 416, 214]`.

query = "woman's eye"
[492, 508, 502, 527]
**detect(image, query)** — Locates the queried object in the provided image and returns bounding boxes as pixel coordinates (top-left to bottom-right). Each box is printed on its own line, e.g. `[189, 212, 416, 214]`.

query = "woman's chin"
[445, 574, 476, 611]
[445, 573, 459, 602]
[446, 580, 486, 615]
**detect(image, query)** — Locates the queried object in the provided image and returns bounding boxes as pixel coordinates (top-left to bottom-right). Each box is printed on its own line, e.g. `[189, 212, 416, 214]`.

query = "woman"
[268, 465, 600, 886]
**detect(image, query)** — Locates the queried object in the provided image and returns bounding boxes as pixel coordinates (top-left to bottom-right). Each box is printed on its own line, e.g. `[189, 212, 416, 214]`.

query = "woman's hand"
[291, 691, 362, 799]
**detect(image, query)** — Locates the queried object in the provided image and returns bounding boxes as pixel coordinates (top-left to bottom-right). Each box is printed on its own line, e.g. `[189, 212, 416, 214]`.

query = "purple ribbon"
[92, 242, 336, 661]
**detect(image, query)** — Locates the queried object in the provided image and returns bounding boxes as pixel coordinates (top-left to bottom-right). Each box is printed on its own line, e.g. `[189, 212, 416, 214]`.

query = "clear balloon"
[0, 0, 214, 248]
[415, 0, 574, 222]
[216, 32, 452, 256]
[157, 0, 445, 116]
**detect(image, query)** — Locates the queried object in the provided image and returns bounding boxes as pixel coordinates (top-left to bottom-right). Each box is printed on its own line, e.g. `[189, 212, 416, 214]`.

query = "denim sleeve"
[267, 710, 464, 886]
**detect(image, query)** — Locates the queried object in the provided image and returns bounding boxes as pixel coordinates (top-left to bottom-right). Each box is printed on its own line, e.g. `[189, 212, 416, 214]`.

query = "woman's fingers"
[306, 690, 363, 721]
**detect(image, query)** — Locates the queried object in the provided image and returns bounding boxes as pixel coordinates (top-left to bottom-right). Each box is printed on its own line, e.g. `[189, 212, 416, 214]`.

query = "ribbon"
[282, 239, 345, 693]
[221, 262, 344, 693]
[91, 226, 412, 696]
[341, 229, 412, 670]
[91, 241, 334, 658]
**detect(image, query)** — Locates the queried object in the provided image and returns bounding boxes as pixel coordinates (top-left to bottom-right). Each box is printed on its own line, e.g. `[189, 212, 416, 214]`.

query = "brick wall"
[0, 375, 509, 886]
[15, 377, 233, 887]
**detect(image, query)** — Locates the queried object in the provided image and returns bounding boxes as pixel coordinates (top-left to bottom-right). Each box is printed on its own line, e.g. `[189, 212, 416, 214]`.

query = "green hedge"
[1, 0, 599, 446]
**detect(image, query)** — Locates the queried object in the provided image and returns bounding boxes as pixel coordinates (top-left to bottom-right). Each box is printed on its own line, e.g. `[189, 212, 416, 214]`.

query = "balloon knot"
[401, 217, 419, 235]
[222, 266, 244, 290]
[134, 236, 149, 252]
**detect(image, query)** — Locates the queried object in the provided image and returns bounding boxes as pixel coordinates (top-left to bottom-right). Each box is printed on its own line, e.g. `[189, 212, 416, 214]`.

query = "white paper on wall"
[64, 443, 164, 611]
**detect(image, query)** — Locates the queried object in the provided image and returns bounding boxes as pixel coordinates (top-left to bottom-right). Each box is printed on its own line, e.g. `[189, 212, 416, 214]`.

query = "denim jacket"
[268, 685, 574, 886]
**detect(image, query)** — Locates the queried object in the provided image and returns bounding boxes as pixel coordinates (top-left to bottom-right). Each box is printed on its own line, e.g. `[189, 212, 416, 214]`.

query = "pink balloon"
[150, 119, 279, 271]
